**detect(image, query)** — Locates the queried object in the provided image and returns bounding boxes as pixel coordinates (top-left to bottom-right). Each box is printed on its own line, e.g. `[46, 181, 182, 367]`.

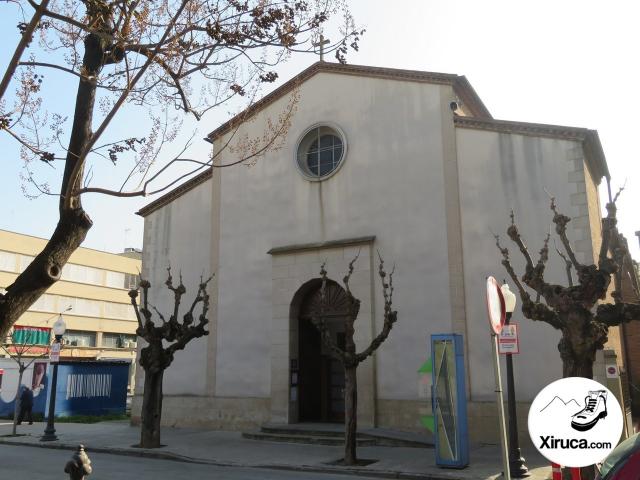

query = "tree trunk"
[0, 31, 103, 339]
[561, 344, 597, 480]
[562, 354, 594, 379]
[343, 365, 358, 465]
[140, 369, 164, 448]
[0, 210, 92, 339]
[12, 368, 24, 436]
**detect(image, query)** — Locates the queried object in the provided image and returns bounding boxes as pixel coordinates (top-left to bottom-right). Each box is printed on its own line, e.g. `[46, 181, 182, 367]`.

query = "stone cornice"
[267, 236, 376, 255]
[206, 62, 492, 143]
[136, 169, 212, 217]
[454, 117, 610, 182]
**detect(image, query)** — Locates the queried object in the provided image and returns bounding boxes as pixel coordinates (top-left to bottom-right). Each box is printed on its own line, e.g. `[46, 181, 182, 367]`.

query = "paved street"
[0, 444, 388, 480]
[0, 420, 552, 479]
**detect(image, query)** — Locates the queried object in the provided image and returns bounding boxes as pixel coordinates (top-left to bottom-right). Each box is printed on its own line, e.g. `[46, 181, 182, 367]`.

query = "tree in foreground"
[1, 327, 50, 435]
[309, 253, 397, 466]
[129, 269, 211, 448]
[0, 0, 362, 340]
[495, 191, 640, 379]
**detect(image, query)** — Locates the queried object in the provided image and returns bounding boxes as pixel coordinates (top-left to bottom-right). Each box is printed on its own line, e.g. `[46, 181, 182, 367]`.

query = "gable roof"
[137, 62, 609, 218]
[138, 62, 492, 217]
[205, 61, 492, 143]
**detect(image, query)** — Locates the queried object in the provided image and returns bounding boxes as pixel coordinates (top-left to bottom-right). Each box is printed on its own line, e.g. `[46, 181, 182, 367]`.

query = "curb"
[0, 438, 464, 480]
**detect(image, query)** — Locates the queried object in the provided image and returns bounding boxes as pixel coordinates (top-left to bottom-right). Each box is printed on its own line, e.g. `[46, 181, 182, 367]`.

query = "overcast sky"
[1, 0, 638, 258]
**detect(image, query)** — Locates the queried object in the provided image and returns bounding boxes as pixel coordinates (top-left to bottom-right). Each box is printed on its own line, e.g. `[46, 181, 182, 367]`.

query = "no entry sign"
[486, 276, 505, 335]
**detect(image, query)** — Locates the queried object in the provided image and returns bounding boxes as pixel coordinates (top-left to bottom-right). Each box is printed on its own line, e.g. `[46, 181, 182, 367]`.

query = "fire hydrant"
[64, 445, 92, 480]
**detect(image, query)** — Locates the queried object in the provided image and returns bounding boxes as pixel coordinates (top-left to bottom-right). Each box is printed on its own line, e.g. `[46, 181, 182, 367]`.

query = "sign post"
[486, 276, 511, 480]
[49, 342, 60, 363]
[498, 324, 520, 355]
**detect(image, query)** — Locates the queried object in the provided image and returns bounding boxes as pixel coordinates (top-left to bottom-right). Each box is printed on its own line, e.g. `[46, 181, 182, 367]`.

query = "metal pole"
[41, 336, 60, 441]
[505, 312, 529, 477]
[492, 332, 511, 480]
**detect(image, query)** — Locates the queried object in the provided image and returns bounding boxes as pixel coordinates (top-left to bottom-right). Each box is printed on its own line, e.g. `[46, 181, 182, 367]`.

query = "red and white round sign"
[486, 276, 505, 334]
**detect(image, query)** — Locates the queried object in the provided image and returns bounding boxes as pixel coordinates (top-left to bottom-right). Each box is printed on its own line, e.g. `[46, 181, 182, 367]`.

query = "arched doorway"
[297, 280, 348, 423]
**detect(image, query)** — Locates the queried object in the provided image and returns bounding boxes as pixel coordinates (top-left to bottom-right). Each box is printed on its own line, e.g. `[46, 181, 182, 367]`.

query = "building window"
[296, 124, 346, 180]
[102, 333, 137, 349]
[105, 271, 125, 289]
[63, 330, 96, 347]
[61, 263, 104, 286]
[0, 251, 17, 273]
[124, 273, 139, 290]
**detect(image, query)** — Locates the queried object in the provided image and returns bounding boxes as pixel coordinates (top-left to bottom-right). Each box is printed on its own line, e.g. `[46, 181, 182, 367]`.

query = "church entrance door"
[298, 282, 347, 423]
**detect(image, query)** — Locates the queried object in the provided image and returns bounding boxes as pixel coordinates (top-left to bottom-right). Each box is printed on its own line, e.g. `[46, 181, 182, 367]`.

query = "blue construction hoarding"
[45, 361, 130, 417]
[1, 360, 129, 418]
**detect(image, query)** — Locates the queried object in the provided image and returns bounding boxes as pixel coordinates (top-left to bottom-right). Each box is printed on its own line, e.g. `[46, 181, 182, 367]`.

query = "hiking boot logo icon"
[571, 390, 607, 432]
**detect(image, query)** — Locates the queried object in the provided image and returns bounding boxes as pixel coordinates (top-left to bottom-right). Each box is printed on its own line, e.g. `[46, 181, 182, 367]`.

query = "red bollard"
[570, 467, 582, 480]
[551, 463, 562, 480]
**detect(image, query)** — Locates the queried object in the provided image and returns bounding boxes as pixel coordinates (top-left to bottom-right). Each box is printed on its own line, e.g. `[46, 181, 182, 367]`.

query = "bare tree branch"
[550, 197, 582, 271]
[356, 254, 397, 363]
[494, 234, 562, 329]
[0, 0, 50, 103]
[554, 240, 573, 287]
[596, 302, 640, 327]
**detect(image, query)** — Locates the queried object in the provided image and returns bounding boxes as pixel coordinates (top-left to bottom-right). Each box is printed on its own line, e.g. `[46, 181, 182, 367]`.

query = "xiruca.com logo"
[528, 378, 623, 468]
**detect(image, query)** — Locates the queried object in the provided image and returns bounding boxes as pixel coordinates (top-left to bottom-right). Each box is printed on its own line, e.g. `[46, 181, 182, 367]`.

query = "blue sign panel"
[431, 334, 469, 468]
[45, 361, 129, 417]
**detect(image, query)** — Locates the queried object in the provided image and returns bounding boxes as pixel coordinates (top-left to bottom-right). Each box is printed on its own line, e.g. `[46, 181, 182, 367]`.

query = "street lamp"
[41, 314, 66, 442]
[501, 283, 529, 478]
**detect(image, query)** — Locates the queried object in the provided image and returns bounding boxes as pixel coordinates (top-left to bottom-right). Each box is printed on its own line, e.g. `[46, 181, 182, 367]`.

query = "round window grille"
[295, 124, 346, 180]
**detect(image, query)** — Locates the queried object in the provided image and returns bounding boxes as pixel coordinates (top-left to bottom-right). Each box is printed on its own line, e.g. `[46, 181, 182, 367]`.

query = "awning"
[12, 325, 51, 345]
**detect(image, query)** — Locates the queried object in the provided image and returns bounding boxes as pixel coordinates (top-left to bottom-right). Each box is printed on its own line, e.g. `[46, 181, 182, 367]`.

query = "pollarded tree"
[0, 0, 362, 340]
[495, 191, 640, 379]
[128, 269, 211, 448]
[310, 254, 397, 466]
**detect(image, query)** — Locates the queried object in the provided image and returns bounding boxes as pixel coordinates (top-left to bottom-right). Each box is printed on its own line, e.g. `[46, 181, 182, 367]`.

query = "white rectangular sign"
[498, 324, 520, 354]
[49, 342, 60, 363]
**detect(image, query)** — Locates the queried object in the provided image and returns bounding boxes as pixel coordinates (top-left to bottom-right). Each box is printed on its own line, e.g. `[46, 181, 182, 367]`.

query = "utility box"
[431, 334, 469, 468]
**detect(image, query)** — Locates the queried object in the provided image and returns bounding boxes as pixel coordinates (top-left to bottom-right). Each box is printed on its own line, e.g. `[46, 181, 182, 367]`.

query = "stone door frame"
[268, 237, 377, 426]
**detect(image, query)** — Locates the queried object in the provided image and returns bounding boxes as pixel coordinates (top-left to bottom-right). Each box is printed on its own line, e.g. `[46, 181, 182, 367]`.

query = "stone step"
[242, 431, 377, 446]
[260, 425, 352, 438]
[247, 424, 434, 448]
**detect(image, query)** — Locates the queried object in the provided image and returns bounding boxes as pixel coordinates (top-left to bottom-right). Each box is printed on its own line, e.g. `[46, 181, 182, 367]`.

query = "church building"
[133, 62, 616, 442]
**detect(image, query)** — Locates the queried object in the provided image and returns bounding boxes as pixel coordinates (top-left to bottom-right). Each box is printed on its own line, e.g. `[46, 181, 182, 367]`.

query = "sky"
[0, 0, 638, 258]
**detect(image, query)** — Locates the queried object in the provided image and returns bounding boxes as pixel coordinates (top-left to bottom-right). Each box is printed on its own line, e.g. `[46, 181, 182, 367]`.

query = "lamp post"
[41, 314, 66, 442]
[500, 283, 529, 477]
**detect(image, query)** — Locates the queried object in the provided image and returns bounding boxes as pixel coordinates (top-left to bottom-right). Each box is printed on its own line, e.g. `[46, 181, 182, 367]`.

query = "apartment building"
[0, 229, 140, 390]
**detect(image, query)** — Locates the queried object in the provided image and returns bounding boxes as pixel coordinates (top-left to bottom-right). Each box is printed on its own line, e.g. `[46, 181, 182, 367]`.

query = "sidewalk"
[0, 421, 551, 480]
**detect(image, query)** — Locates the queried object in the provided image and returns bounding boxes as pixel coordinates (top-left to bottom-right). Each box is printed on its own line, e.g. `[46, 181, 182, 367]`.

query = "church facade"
[133, 62, 615, 441]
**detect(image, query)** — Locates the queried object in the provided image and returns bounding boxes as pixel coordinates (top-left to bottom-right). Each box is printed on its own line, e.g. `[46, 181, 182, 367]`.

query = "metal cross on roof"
[313, 34, 330, 62]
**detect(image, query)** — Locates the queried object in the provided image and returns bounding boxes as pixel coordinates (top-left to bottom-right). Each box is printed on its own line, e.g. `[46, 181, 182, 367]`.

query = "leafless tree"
[0, 0, 362, 340]
[309, 253, 397, 466]
[129, 268, 211, 448]
[495, 190, 640, 379]
[1, 327, 51, 435]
